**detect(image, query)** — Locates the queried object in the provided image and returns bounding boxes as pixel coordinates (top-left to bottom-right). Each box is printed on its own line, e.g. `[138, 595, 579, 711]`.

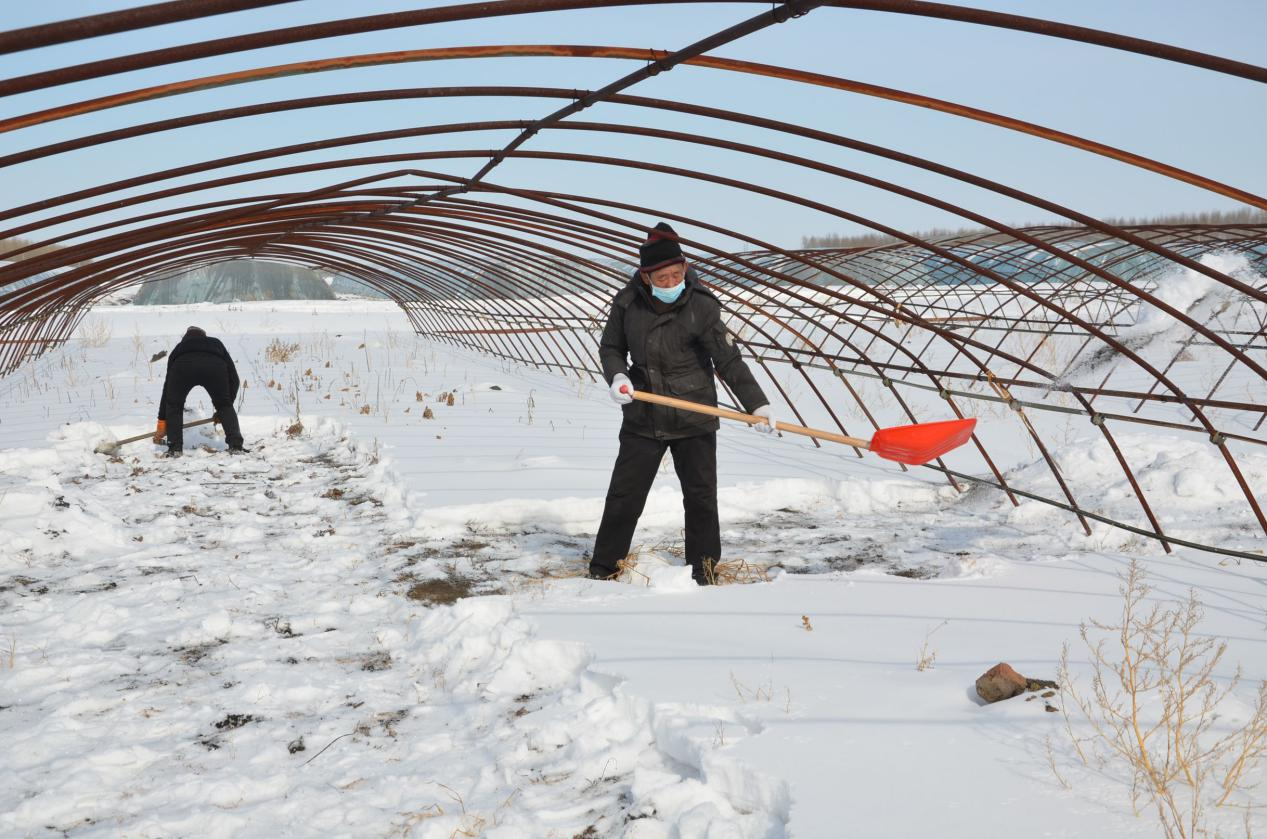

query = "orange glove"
[152, 420, 167, 443]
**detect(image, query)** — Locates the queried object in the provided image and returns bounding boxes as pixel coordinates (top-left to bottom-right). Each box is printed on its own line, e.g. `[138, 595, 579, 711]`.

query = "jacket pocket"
[664, 370, 716, 429]
[666, 370, 712, 397]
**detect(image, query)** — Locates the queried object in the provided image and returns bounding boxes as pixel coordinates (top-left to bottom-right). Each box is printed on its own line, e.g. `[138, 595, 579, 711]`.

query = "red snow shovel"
[94, 417, 217, 455]
[628, 390, 976, 466]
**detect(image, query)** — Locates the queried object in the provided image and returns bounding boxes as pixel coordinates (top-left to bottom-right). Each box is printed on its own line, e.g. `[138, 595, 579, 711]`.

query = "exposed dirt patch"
[264, 616, 301, 638]
[173, 639, 227, 665]
[359, 651, 392, 672]
[214, 713, 258, 731]
[889, 567, 938, 580]
[405, 576, 477, 605]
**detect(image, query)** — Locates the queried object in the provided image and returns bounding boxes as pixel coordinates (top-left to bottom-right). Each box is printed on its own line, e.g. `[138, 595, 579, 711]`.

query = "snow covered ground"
[2, 302, 1265, 838]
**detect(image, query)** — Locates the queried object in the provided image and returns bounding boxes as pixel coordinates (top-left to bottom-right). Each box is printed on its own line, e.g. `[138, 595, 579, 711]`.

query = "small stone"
[1041, 690, 1056, 698]
[288, 737, 306, 754]
[1044, 703, 1059, 713]
[975, 662, 1028, 704]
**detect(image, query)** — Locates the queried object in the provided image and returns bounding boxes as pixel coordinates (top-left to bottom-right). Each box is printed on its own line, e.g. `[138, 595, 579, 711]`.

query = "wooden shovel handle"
[629, 390, 870, 449]
[113, 416, 217, 447]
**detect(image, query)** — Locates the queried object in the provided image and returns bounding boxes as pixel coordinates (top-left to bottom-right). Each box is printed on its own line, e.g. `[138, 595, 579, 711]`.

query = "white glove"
[752, 404, 779, 434]
[609, 373, 634, 405]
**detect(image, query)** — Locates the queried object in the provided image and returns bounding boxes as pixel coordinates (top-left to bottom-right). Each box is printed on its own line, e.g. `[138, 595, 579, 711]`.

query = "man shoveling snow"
[153, 325, 246, 457]
[591, 222, 781, 585]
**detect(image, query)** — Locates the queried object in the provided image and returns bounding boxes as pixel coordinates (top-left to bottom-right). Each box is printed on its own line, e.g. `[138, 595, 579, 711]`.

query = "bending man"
[153, 326, 245, 456]
[591, 222, 780, 585]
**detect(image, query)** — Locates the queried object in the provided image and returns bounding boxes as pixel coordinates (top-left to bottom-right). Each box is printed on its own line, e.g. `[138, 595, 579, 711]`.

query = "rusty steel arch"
[1, 1, 1265, 561]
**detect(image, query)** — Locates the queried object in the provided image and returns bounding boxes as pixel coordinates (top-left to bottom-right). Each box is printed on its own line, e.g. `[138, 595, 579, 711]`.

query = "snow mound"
[1000, 432, 1267, 553]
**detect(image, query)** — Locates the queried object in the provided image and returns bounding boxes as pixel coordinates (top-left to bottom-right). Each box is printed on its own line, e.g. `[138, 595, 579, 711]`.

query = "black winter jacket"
[157, 333, 240, 419]
[599, 268, 769, 439]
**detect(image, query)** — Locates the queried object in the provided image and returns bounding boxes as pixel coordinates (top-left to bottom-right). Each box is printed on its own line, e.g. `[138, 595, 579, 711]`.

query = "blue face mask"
[650, 280, 685, 304]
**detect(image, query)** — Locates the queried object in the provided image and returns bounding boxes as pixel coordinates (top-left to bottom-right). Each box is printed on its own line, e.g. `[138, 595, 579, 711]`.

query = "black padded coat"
[599, 268, 769, 440]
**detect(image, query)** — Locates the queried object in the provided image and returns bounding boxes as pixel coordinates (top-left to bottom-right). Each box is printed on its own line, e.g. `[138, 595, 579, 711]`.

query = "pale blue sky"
[1, 1, 1264, 253]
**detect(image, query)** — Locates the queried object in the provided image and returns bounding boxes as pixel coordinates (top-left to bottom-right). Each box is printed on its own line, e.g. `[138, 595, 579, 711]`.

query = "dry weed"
[1056, 559, 1267, 838]
[916, 620, 948, 672]
[730, 670, 775, 703]
[265, 338, 300, 363]
[706, 557, 771, 586]
[77, 317, 112, 349]
[437, 783, 487, 838]
[614, 551, 666, 586]
[612, 540, 686, 585]
[130, 325, 144, 363]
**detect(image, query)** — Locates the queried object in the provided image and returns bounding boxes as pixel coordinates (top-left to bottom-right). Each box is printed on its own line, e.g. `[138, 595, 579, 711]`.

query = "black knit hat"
[639, 222, 685, 272]
[185, 326, 206, 338]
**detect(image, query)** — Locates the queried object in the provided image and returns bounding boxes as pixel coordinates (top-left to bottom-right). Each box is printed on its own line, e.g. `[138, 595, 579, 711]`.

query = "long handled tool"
[629, 390, 976, 466]
[94, 417, 216, 455]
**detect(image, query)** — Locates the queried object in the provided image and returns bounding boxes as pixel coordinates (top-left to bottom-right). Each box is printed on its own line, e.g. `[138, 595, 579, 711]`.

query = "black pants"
[163, 355, 243, 451]
[591, 429, 719, 581]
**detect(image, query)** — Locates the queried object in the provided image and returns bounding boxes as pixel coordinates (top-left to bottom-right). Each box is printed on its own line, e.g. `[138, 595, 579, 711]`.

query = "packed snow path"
[0, 425, 796, 837]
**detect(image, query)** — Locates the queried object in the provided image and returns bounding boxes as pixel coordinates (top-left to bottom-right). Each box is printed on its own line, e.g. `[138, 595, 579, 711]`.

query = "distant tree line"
[801, 207, 1267, 249]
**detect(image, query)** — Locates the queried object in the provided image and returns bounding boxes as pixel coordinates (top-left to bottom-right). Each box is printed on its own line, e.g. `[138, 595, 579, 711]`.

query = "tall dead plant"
[1057, 559, 1267, 839]
[77, 316, 112, 349]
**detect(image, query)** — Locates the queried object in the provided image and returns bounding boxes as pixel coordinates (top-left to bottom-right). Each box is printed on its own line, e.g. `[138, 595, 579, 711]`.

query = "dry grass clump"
[77, 317, 112, 349]
[607, 547, 771, 587]
[614, 551, 665, 586]
[265, 338, 300, 363]
[610, 540, 685, 585]
[1056, 559, 1267, 839]
[704, 557, 771, 586]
